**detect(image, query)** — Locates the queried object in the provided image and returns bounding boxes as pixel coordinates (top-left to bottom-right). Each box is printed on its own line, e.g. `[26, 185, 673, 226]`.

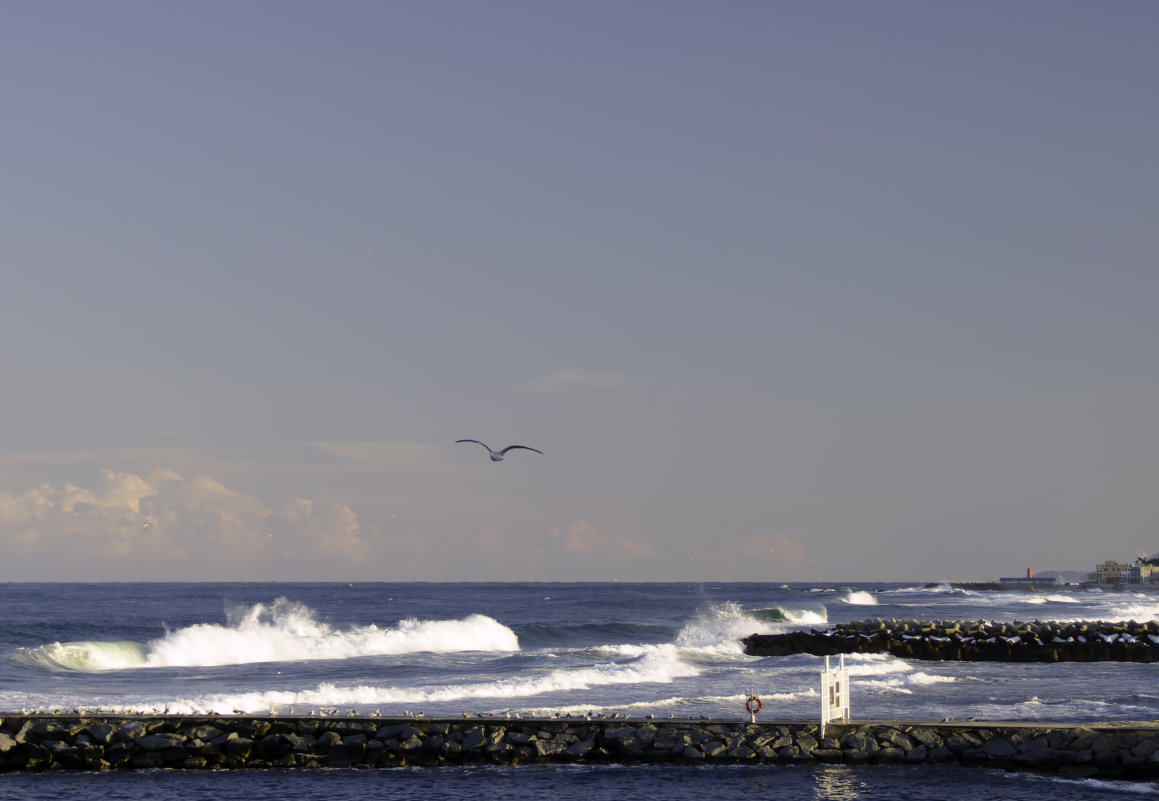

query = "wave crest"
[15, 640, 149, 672]
[153, 643, 701, 715]
[674, 602, 827, 653]
[16, 598, 519, 671]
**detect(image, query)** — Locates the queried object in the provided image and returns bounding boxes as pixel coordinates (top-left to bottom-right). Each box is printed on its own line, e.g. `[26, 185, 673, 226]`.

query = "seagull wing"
[499, 445, 543, 456]
[455, 439, 493, 452]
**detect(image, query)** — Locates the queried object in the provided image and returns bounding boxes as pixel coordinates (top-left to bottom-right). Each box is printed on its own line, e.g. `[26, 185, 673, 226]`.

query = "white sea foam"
[17, 599, 519, 671]
[841, 590, 877, 606]
[671, 601, 825, 653]
[857, 677, 912, 694]
[512, 688, 823, 718]
[1046, 598, 1159, 624]
[889, 583, 955, 594]
[907, 672, 956, 685]
[674, 602, 760, 653]
[160, 643, 701, 714]
[1105, 602, 1159, 622]
[1014, 593, 1083, 605]
[782, 609, 828, 626]
[1048, 778, 1159, 795]
[844, 657, 912, 677]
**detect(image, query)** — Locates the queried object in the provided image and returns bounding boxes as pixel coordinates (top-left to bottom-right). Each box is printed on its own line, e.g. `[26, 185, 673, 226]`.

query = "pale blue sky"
[1, 2, 1156, 581]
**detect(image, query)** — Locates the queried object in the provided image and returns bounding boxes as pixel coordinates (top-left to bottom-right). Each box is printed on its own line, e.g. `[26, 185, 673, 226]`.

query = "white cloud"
[0, 468, 371, 575]
[522, 368, 636, 392]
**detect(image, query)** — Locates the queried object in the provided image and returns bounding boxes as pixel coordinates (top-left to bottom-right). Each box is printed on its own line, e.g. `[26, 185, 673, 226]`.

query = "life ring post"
[744, 693, 762, 722]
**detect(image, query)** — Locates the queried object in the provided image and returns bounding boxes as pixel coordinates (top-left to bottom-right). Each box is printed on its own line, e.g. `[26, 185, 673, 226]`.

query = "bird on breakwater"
[455, 440, 543, 461]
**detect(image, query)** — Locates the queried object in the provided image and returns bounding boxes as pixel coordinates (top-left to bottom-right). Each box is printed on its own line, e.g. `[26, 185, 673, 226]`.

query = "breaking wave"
[146, 643, 701, 715]
[16, 598, 519, 672]
[673, 602, 827, 654]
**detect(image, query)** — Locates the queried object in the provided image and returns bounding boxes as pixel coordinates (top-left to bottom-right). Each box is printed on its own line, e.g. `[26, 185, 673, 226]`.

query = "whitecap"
[159, 643, 701, 715]
[18, 598, 520, 672]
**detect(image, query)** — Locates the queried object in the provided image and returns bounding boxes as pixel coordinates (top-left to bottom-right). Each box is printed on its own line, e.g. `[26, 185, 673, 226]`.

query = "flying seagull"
[456, 440, 543, 461]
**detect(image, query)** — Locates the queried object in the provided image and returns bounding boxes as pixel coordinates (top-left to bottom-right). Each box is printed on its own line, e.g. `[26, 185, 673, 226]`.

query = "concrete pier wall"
[3, 714, 1159, 779]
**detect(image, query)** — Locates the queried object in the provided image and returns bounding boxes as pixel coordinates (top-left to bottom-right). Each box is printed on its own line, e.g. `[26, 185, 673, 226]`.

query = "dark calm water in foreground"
[2, 763, 1155, 800]
[3, 581, 1159, 798]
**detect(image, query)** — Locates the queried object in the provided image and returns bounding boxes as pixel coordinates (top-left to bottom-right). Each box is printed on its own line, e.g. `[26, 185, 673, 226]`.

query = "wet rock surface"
[1, 714, 1158, 779]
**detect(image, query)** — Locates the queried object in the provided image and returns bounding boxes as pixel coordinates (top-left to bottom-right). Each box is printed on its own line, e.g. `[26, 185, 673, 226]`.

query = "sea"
[2, 581, 1158, 799]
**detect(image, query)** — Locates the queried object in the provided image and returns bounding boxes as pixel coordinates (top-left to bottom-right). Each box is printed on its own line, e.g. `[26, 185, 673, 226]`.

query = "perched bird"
[455, 440, 543, 461]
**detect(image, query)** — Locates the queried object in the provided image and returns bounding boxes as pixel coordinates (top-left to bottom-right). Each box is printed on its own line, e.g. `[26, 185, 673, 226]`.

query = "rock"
[874, 747, 904, 762]
[681, 745, 704, 761]
[813, 748, 844, 763]
[743, 618, 1159, 662]
[534, 739, 567, 758]
[981, 739, 1017, 758]
[904, 745, 929, 761]
[398, 735, 425, 752]
[1011, 748, 1071, 769]
[224, 737, 254, 758]
[460, 728, 487, 751]
[839, 732, 874, 752]
[376, 723, 419, 741]
[4, 713, 1159, 779]
[327, 740, 365, 767]
[926, 747, 957, 762]
[565, 740, 593, 759]
[727, 746, 756, 761]
[907, 727, 943, 748]
[87, 723, 118, 745]
[794, 734, 818, 754]
[135, 733, 187, 751]
[701, 740, 727, 759]
[316, 731, 342, 751]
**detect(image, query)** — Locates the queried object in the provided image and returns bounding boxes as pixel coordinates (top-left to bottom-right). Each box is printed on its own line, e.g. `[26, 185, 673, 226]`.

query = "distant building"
[1121, 563, 1155, 584]
[1091, 560, 1131, 584]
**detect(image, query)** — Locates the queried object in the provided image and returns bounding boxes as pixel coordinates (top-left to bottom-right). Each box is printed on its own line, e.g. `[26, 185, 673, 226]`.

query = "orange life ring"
[745, 695, 762, 715]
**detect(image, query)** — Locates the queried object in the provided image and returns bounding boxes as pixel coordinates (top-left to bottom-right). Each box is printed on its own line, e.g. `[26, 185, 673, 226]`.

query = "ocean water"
[2, 581, 1158, 799]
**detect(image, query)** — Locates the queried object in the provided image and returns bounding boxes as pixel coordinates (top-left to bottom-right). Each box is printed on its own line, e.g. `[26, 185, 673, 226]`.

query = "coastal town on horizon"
[952, 553, 1159, 590]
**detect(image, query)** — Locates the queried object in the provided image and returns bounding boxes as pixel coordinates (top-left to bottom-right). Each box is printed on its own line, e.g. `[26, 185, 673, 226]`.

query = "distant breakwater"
[743, 619, 1159, 662]
[3, 714, 1159, 779]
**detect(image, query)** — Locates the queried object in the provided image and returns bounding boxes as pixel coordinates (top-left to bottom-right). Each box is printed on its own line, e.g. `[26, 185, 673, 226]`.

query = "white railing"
[820, 654, 850, 737]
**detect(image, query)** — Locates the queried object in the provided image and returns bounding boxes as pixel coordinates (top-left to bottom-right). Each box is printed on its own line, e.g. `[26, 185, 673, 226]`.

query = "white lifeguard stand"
[820, 654, 850, 737]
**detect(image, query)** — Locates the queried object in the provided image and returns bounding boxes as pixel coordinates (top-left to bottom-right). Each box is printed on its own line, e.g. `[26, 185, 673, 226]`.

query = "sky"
[1, 1, 1157, 582]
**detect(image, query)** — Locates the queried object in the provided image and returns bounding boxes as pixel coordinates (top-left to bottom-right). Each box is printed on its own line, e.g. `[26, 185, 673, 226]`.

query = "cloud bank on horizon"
[0, 452, 812, 581]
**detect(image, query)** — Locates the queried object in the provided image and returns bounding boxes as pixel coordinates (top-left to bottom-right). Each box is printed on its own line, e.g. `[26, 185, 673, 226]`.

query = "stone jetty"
[743, 619, 1159, 662]
[3, 714, 1159, 779]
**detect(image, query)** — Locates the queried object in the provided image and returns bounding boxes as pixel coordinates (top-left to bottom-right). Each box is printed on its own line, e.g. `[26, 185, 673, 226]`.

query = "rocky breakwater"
[3, 714, 1159, 778]
[743, 619, 1159, 662]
